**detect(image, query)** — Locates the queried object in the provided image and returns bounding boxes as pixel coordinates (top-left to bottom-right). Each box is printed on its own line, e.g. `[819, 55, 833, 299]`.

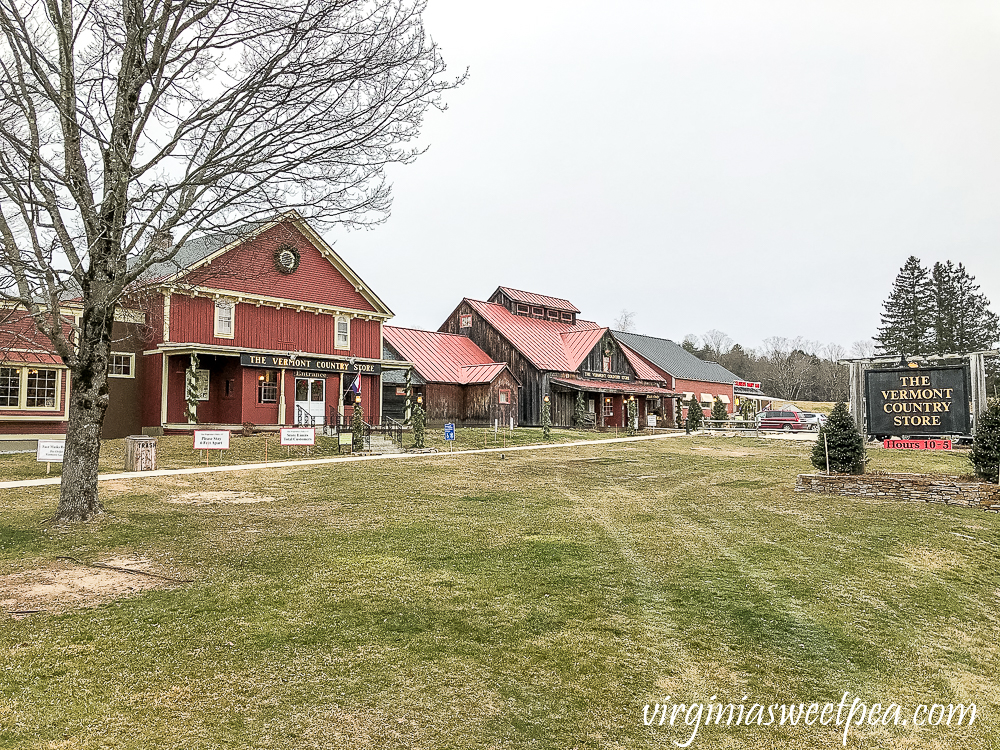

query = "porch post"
[278, 368, 287, 425]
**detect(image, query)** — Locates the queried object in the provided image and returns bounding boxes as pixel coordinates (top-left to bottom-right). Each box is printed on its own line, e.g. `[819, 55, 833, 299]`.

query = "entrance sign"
[864, 366, 970, 436]
[36, 440, 65, 462]
[193, 430, 231, 450]
[239, 352, 381, 375]
[444, 423, 455, 441]
[884, 439, 952, 451]
[280, 428, 315, 446]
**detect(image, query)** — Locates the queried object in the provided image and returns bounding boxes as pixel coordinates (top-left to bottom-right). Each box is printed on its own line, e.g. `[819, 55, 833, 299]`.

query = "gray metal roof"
[611, 330, 740, 385]
[139, 223, 264, 281]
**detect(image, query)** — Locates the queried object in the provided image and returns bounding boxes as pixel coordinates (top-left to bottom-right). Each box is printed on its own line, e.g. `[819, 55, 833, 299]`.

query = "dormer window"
[214, 300, 235, 339]
[516, 304, 529, 316]
[546, 310, 559, 320]
[531, 306, 544, 318]
[561, 312, 573, 323]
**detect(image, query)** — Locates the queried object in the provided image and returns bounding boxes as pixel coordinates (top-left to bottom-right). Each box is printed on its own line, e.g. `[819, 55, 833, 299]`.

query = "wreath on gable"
[273, 243, 301, 274]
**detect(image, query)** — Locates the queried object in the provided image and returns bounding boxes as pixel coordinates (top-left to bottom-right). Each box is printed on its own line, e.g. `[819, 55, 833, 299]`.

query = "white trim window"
[1, 366, 62, 410]
[336, 315, 351, 350]
[214, 299, 235, 339]
[109, 353, 135, 378]
[0, 366, 20, 407]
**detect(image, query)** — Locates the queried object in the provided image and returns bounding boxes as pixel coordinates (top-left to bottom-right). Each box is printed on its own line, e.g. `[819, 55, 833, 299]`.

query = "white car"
[801, 412, 827, 430]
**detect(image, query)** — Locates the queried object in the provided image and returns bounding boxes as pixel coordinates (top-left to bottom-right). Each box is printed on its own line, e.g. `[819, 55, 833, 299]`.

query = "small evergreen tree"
[739, 399, 753, 421]
[573, 391, 586, 428]
[970, 400, 1000, 483]
[627, 397, 637, 436]
[411, 402, 426, 448]
[541, 397, 551, 439]
[675, 397, 683, 428]
[686, 397, 704, 430]
[711, 396, 728, 422]
[811, 401, 866, 474]
[875, 256, 934, 356]
[351, 402, 365, 451]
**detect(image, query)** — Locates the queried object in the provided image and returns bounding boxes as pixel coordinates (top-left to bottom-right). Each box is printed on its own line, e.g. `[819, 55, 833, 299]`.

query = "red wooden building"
[382, 326, 519, 426]
[439, 287, 678, 428]
[1, 211, 397, 441]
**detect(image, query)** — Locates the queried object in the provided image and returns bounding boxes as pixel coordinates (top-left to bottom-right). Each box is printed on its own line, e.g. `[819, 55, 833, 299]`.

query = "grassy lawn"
[1, 435, 997, 749]
[0, 427, 605, 483]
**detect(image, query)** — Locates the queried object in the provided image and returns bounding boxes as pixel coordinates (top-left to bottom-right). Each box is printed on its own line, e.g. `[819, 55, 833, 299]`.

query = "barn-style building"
[381, 326, 519, 426]
[1, 211, 397, 442]
[439, 287, 678, 427]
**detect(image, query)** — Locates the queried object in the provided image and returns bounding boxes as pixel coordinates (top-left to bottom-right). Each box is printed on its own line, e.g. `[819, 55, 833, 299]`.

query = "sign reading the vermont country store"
[865, 366, 970, 435]
[240, 353, 381, 375]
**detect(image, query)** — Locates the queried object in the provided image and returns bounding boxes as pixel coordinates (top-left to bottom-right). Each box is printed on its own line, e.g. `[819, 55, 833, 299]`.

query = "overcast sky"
[328, 0, 1000, 353]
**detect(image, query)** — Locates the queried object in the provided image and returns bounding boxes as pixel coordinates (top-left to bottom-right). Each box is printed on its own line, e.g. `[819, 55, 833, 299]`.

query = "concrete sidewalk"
[0, 431, 689, 490]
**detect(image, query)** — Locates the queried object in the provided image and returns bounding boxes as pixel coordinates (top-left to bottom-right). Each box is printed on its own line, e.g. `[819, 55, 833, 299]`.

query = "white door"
[294, 378, 326, 425]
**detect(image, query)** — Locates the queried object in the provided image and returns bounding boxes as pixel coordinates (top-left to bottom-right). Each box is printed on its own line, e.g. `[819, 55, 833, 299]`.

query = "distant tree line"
[681, 331, 866, 402]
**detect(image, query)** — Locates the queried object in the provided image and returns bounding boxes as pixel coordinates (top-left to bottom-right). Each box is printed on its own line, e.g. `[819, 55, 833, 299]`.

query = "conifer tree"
[969, 400, 1000, 483]
[573, 391, 586, 428]
[351, 403, 365, 451]
[411, 402, 426, 449]
[675, 398, 684, 428]
[627, 397, 637, 436]
[811, 401, 866, 474]
[949, 264, 1000, 353]
[875, 256, 934, 356]
[541, 397, 552, 439]
[686, 398, 704, 430]
[711, 397, 728, 422]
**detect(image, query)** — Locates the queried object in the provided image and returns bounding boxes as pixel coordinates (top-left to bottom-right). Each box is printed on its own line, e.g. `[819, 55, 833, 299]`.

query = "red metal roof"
[550, 377, 676, 395]
[618, 341, 670, 382]
[463, 299, 604, 371]
[0, 350, 64, 365]
[383, 326, 508, 385]
[493, 286, 580, 314]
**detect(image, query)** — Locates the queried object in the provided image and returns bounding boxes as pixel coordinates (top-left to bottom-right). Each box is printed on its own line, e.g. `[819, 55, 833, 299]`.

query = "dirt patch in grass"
[167, 491, 281, 505]
[891, 546, 964, 572]
[691, 445, 758, 457]
[1, 557, 172, 617]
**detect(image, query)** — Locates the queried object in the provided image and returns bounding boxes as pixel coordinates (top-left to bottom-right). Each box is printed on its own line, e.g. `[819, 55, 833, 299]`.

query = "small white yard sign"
[280, 428, 316, 446]
[36, 440, 66, 462]
[193, 430, 230, 450]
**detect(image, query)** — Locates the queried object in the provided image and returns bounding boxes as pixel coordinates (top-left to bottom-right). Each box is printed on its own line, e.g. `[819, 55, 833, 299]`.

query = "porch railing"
[295, 405, 316, 428]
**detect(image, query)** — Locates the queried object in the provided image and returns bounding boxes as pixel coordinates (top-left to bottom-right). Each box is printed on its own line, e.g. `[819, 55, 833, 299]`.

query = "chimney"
[150, 230, 173, 255]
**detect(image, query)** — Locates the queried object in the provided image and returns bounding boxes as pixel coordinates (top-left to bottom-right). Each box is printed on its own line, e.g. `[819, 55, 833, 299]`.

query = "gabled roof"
[611, 330, 739, 385]
[618, 342, 670, 382]
[140, 211, 393, 317]
[460, 298, 604, 371]
[383, 326, 509, 385]
[492, 286, 580, 314]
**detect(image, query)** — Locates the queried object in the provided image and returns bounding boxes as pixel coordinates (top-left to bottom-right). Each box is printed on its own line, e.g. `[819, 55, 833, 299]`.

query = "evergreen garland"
[573, 391, 586, 428]
[970, 400, 1000, 483]
[686, 397, 704, 431]
[351, 402, 365, 451]
[810, 401, 866, 474]
[675, 398, 683, 428]
[627, 397, 637, 436]
[184, 353, 200, 423]
[541, 397, 551, 439]
[711, 396, 728, 422]
[411, 402, 426, 448]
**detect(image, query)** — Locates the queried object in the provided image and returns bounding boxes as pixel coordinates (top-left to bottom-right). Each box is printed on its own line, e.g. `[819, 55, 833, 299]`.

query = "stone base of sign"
[796, 473, 1000, 512]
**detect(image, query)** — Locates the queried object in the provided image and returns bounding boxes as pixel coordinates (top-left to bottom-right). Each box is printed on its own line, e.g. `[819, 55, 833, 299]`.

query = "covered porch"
[549, 377, 678, 429]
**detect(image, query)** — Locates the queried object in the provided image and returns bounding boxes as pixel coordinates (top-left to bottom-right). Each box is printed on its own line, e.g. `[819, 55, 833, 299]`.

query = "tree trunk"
[55, 306, 115, 522]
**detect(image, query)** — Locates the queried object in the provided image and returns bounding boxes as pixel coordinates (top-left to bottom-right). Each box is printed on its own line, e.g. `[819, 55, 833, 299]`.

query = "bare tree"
[0, 0, 461, 520]
[850, 339, 876, 359]
[700, 329, 733, 360]
[613, 309, 636, 332]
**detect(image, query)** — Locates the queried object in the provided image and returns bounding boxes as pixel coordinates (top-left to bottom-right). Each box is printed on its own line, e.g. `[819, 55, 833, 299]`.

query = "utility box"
[124, 435, 157, 471]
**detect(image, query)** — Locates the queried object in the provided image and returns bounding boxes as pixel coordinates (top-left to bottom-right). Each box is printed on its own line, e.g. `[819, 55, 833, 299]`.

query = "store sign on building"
[580, 370, 634, 383]
[240, 353, 381, 375]
[865, 366, 970, 435]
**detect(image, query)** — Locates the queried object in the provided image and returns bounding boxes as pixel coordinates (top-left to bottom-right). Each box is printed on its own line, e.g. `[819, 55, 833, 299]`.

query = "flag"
[348, 374, 361, 394]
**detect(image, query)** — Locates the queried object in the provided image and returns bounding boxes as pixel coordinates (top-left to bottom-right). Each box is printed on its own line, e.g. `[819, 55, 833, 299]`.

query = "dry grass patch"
[168, 491, 281, 505]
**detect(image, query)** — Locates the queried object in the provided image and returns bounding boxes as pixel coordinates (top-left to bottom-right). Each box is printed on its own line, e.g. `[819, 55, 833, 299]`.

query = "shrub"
[351, 403, 365, 451]
[686, 398, 704, 431]
[711, 397, 728, 422]
[573, 391, 586, 428]
[970, 400, 1000, 483]
[811, 401, 866, 474]
[411, 403, 426, 449]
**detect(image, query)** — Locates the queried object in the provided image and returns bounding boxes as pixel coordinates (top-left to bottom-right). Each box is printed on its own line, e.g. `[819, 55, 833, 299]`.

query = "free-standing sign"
[864, 366, 970, 436]
[280, 428, 316, 446]
[444, 423, 456, 441]
[193, 430, 231, 450]
[36, 440, 66, 462]
[883, 439, 953, 450]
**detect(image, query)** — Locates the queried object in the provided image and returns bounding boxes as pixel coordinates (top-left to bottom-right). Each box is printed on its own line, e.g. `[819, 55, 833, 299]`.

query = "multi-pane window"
[109, 353, 133, 377]
[214, 300, 234, 338]
[336, 316, 350, 349]
[603, 397, 614, 417]
[257, 370, 278, 403]
[460, 314, 472, 329]
[26, 369, 58, 408]
[498, 389, 510, 405]
[0, 367, 19, 407]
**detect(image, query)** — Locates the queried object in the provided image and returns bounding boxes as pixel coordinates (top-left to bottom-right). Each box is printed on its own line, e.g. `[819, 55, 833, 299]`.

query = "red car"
[756, 410, 810, 431]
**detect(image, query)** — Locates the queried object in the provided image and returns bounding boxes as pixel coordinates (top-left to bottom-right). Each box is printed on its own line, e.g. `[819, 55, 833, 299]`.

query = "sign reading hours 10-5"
[865, 366, 970, 436]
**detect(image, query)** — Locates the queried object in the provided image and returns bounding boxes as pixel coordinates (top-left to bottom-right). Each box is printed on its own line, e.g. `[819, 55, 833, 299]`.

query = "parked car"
[756, 410, 810, 431]
[801, 412, 827, 430]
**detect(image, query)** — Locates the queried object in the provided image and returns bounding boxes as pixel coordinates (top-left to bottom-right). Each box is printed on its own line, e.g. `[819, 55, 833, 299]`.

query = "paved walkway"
[0, 432, 690, 490]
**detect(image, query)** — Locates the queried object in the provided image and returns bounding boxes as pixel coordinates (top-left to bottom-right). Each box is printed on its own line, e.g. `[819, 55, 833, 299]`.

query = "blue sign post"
[444, 423, 455, 450]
